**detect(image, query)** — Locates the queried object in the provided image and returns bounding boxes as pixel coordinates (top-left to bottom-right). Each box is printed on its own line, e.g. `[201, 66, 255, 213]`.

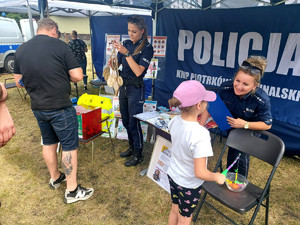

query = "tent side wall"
[154, 5, 300, 154]
[90, 15, 153, 78]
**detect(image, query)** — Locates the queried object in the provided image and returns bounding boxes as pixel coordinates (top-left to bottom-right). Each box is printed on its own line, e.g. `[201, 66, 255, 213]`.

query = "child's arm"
[194, 158, 226, 185]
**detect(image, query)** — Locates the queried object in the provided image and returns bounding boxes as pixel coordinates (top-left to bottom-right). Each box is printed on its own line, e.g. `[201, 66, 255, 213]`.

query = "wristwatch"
[124, 51, 131, 57]
[244, 122, 250, 129]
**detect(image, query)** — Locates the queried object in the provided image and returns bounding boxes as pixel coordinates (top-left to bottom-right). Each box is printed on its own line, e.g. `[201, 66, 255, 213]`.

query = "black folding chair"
[4, 77, 27, 100]
[193, 128, 285, 225]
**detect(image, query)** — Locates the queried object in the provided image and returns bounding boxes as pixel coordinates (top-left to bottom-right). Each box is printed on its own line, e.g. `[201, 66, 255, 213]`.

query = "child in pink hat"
[167, 80, 225, 225]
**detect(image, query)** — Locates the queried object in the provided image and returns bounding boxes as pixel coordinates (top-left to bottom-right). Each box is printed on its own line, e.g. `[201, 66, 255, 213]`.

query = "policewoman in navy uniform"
[200, 56, 272, 177]
[113, 16, 154, 167]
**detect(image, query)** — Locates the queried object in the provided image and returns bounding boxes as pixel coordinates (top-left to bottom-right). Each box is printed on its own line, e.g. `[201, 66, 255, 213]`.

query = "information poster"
[145, 58, 158, 79]
[105, 34, 120, 55]
[147, 135, 172, 193]
[143, 100, 157, 112]
[153, 36, 167, 57]
[141, 122, 148, 142]
[116, 119, 128, 140]
[113, 96, 121, 117]
[116, 119, 148, 142]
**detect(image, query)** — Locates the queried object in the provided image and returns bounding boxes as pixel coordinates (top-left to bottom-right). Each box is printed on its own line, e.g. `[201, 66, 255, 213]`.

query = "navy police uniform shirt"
[218, 81, 273, 125]
[117, 39, 153, 79]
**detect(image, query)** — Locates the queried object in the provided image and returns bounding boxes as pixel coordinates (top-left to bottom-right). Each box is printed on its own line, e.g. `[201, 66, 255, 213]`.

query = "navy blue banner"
[155, 5, 300, 154]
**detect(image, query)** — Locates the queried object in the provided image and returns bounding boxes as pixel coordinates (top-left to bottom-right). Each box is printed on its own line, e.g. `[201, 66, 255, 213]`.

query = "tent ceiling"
[0, 0, 152, 17]
[1, 0, 300, 17]
[56, 0, 300, 10]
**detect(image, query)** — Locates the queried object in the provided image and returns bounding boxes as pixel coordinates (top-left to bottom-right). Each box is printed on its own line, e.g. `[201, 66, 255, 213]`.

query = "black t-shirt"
[68, 39, 87, 63]
[14, 35, 80, 110]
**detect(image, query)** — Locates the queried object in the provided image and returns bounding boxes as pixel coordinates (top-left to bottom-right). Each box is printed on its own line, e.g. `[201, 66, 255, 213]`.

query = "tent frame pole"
[89, 10, 96, 80]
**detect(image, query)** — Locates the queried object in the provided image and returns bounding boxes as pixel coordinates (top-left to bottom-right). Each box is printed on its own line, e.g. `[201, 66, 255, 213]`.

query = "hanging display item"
[103, 45, 123, 95]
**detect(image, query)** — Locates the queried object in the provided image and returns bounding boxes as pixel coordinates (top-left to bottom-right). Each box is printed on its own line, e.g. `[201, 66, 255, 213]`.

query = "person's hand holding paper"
[226, 117, 248, 129]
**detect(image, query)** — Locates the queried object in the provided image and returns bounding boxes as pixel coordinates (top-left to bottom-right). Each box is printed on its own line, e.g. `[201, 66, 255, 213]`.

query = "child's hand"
[215, 172, 226, 185]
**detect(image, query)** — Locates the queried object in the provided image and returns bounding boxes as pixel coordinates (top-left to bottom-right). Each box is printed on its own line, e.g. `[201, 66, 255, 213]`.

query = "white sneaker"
[64, 185, 94, 204]
[49, 172, 66, 190]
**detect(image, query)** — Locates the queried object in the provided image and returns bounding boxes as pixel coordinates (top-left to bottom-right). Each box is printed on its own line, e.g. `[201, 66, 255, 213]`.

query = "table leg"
[92, 140, 94, 172]
[106, 120, 115, 156]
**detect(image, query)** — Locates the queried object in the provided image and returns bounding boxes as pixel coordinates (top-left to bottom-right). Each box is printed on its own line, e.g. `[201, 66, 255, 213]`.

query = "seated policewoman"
[200, 56, 272, 178]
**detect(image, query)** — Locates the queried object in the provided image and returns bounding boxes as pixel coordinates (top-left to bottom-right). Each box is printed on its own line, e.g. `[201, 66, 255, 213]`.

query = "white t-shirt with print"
[167, 115, 213, 188]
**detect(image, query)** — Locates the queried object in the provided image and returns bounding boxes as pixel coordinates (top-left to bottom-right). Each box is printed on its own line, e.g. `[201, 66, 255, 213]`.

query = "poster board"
[153, 36, 167, 57]
[116, 118, 148, 142]
[147, 135, 172, 193]
[143, 100, 157, 112]
[113, 96, 121, 117]
[103, 34, 120, 76]
[145, 58, 158, 79]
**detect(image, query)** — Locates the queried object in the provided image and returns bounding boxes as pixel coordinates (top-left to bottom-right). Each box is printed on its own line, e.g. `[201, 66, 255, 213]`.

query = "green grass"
[0, 71, 300, 224]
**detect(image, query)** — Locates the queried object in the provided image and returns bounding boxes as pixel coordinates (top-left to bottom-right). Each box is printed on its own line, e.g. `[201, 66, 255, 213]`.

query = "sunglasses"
[240, 61, 262, 75]
[127, 16, 142, 24]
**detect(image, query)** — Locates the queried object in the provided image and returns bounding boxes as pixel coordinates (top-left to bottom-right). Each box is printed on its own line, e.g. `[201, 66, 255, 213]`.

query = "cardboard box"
[75, 105, 102, 140]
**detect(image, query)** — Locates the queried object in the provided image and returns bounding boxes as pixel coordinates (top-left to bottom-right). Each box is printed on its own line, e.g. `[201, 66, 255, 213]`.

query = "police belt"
[122, 77, 144, 88]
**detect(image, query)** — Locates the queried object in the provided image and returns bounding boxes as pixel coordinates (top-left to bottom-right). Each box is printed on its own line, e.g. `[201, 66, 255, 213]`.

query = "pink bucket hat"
[173, 80, 216, 107]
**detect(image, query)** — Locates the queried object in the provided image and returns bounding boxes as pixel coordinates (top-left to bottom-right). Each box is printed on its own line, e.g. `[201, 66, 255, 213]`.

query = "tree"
[5, 13, 28, 27]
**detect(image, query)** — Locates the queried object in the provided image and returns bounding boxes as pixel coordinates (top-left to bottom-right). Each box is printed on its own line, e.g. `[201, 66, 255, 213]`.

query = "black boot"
[124, 155, 143, 167]
[124, 149, 143, 167]
[120, 146, 133, 157]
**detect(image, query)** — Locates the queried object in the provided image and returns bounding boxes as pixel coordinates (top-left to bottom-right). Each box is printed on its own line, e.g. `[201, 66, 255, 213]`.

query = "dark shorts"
[168, 175, 202, 218]
[33, 106, 79, 151]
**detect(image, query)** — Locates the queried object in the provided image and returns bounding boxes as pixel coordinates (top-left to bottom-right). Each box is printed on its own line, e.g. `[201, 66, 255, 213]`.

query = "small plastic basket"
[225, 172, 248, 192]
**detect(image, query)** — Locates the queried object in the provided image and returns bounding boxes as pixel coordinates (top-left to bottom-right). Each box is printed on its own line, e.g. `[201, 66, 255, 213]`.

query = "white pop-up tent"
[0, 0, 152, 17]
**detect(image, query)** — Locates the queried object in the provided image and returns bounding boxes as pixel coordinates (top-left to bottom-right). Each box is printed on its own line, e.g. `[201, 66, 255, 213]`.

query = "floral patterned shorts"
[168, 175, 202, 218]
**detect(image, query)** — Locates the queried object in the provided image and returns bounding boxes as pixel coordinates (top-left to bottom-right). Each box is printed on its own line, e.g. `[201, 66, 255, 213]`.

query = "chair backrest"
[4, 79, 17, 89]
[226, 129, 285, 167]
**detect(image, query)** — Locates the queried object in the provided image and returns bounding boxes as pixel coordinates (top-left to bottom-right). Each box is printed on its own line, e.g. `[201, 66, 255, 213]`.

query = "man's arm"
[0, 83, 7, 101]
[69, 67, 83, 83]
[0, 84, 16, 147]
[14, 74, 24, 88]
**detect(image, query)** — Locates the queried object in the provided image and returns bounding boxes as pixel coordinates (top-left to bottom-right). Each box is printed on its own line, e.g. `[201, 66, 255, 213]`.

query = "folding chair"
[193, 128, 285, 225]
[89, 79, 108, 95]
[4, 77, 27, 100]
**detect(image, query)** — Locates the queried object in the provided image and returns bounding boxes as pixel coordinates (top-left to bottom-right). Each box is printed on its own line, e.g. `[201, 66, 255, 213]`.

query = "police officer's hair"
[127, 15, 148, 55]
[236, 55, 267, 86]
[37, 18, 58, 32]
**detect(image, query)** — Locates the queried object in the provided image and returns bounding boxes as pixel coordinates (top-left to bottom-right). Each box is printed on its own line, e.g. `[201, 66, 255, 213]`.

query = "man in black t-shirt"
[68, 30, 88, 90]
[14, 18, 94, 204]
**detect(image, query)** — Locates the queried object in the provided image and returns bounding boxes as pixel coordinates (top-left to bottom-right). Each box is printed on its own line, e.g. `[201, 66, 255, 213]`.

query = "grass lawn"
[0, 57, 299, 224]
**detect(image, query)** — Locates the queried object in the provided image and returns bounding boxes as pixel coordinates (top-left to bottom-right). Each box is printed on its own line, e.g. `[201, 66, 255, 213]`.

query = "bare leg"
[169, 203, 192, 225]
[43, 144, 60, 180]
[177, 213, 192, 225]
[168, 203, 179, 225]
[61, 149, 78, 191]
